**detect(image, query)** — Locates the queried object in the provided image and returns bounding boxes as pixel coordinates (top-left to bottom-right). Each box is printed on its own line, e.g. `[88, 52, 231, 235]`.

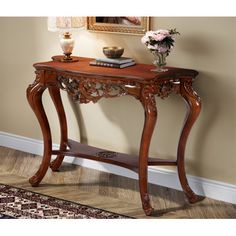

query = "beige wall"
[0, 17, 235, 185]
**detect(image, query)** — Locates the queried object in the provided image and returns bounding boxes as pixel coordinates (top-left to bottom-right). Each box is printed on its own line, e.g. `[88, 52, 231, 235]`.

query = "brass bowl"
[103, 46, 124, 58]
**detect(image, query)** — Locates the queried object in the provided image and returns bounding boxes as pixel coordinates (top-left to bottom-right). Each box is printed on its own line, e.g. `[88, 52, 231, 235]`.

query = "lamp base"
[52, 55, 80, 63]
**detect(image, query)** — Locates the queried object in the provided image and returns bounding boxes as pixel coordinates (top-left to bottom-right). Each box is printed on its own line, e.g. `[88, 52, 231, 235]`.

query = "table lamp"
[48, 17, 86, 62]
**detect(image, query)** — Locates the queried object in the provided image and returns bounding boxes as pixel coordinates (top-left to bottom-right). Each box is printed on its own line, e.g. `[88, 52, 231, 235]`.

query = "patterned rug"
[0, 183, 132, 219]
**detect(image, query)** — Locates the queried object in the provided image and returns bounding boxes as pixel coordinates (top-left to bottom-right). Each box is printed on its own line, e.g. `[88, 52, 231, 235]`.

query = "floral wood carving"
[96, 151, 117, 158]
[142, 193, 153, 215]
[79, 80, 127, 103]
[28, 71, 41, 89]
[140, 85, 157, 114]
[182, 80, 201, 103]
[57, 72, 184, 104]
[57, 75, 80, 101]
[140, 80, 181, 113]
[57, 74, 130, 103]
[154, 79, 180, 99]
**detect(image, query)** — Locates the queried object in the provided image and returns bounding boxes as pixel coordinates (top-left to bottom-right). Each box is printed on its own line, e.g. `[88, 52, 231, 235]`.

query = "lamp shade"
[48, 17, 86, 32]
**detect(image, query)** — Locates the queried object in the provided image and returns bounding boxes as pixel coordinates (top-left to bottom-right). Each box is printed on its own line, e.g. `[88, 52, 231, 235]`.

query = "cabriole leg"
[48, 86, 68, 171]
[26, 75, 52, 187]
[177, 80, 205, 203]
[139, 86, 157, 216]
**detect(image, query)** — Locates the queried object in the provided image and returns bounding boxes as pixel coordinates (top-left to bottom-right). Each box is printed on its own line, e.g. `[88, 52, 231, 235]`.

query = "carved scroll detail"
[140, 79, 181, 110]
[140, 85, 157, 113]
[57, 74, 135, 103]
[28, 71, 41, 89]
[57, 75, 80, 101]
[96, 151, 117, 158]
[79, 80, 127, 103]
[143, 193, 151, 209]
[56, 73, 183, 103]
[154, 79, 180, 99]
[182, 80, 201, 103]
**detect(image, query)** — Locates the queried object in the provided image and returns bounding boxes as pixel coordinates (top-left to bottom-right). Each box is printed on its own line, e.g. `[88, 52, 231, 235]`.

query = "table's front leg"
[139, 85, 157, 216]
[26, 73, 52, 187]
[48, 86, 68, 171]
[177, 80, 205, 203]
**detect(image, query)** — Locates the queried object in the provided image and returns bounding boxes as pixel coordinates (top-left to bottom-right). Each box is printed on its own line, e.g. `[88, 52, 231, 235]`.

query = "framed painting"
[87, 17, 150, 35]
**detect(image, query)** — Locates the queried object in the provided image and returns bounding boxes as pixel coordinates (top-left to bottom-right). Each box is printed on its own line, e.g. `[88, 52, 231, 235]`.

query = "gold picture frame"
[87, 17, 150, 35]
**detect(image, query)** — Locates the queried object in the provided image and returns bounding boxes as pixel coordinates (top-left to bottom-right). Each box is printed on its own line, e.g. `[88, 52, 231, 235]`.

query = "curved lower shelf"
[51, 139, 177, 173]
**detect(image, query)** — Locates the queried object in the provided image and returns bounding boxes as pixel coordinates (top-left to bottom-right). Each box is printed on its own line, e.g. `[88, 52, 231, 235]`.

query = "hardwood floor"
[0, 146, 235, 218]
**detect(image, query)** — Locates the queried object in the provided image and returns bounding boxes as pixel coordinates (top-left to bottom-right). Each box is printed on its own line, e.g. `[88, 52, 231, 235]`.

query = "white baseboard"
[0, 131, 236, 205]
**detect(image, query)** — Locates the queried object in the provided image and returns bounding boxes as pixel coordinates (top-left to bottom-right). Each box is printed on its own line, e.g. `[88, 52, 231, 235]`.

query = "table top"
[34, 56, 198, 82]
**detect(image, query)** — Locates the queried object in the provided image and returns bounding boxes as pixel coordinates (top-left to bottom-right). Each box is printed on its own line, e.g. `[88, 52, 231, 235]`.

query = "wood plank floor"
[0, 146, 235, 218]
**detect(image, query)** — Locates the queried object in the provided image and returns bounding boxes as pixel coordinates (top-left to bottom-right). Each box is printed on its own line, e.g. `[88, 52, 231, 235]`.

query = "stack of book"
[89, 57, 136, 68]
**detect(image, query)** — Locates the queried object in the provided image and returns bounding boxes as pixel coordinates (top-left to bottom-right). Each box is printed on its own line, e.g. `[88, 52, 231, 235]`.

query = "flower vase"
[151, 51, 168, 72]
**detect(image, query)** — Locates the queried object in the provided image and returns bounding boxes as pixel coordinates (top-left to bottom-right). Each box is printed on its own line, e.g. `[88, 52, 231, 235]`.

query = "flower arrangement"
[141, 28, 180, 55]
[141, 29, 180, 72]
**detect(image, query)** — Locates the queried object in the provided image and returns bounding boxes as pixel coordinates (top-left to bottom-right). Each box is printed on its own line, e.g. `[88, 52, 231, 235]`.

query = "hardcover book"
[89, 60, 136, 68]
[96, 57, 134, 65]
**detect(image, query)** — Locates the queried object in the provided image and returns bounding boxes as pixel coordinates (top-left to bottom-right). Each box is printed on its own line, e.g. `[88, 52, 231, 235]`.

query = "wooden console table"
[27, 56, 204, 216]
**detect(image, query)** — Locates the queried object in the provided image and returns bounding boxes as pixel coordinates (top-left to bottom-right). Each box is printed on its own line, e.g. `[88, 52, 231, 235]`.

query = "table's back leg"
[48, 86, 68, 171]
[27, 76, 52, 187]
[139, 86, 157, 216]
[177, 80, 205, 203]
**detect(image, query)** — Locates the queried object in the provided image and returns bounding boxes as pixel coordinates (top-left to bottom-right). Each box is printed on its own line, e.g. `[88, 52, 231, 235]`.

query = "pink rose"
[151, 29, 171, 41]
[156, 29, 170, 36]
[152, 33, 167, 41]
[141, 28, 178, 54]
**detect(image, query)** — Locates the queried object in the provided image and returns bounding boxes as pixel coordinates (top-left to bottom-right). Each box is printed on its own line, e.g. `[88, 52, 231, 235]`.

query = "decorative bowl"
[103, 46, 124, 58]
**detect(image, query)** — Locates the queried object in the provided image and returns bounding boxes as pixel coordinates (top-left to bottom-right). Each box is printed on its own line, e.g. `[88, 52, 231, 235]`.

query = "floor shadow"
[151, 202, 235, 218]
[52, 163, 78, 172]
[39, 170, 189, 206]
[151, 204, 190, 217]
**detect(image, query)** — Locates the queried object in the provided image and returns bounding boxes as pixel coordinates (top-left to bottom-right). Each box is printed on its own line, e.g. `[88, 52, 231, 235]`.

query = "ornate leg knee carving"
[177, 80, 205, 203]
[27, 73, 52, 187]
[48, 86, 68, 171]
[139, 85, 157, 216]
